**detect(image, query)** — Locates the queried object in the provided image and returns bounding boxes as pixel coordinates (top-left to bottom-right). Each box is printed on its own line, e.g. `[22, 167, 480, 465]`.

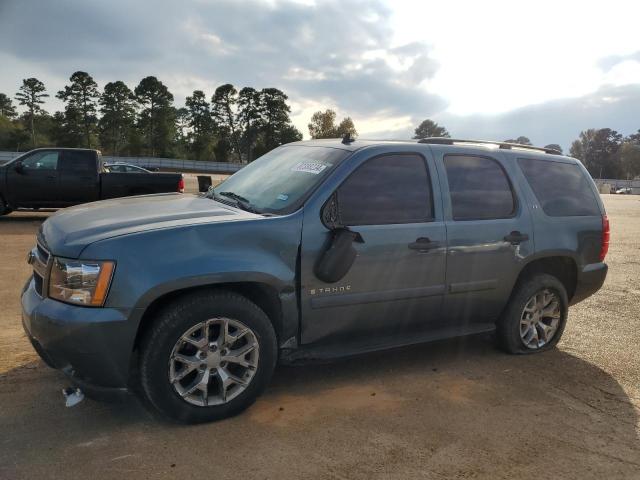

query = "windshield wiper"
[217, 191, 262, 214]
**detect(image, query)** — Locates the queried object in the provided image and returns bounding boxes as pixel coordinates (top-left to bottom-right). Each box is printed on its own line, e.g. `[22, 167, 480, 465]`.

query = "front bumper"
[21, 276, 136, 396]
[570, 262, 608, 305]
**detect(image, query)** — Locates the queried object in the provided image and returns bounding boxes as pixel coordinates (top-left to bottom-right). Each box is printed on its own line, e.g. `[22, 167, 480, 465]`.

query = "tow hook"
[62, 387, 85, 407]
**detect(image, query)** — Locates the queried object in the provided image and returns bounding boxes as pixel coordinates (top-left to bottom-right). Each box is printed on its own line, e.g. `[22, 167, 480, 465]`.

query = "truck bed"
[100, 171, 183, 199]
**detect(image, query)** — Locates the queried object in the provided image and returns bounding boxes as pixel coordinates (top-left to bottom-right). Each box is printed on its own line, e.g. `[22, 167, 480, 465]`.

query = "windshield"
[211, 145, 350, 214]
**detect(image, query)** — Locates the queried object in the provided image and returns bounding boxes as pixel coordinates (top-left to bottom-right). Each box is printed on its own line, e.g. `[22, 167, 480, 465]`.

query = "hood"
[40, 193, 258, 258]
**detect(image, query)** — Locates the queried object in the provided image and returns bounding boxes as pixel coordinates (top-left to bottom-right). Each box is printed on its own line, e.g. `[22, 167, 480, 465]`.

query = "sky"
[1, 0, 639, 151]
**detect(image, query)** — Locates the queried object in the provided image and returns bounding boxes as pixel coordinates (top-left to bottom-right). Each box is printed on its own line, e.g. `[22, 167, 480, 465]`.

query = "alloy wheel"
[168, 317, 259, 406]
[519, 289, 562, 349]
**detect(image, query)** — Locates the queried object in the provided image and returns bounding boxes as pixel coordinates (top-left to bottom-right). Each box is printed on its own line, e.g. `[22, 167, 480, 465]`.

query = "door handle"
[408, 237, 441, 252]
[46, 175, 57, 180]
[504, 231, 529, 244]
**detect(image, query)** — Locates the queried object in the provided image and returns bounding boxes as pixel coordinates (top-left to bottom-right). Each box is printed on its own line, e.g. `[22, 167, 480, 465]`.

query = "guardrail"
[594, 178, 639, 194]
[0, 151, 20, 164]
[594, 178, 640, 188]
[0, 151, 244, 174]
[102, 156, 243, 173]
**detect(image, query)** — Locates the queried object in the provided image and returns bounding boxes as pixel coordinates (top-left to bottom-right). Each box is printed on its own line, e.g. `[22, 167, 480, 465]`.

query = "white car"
[104, 162, 157, 173]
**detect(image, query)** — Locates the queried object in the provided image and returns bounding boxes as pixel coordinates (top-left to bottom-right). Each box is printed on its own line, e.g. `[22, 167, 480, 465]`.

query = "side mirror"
[14, 160, 24, 173]
[315, 228, 364, 283]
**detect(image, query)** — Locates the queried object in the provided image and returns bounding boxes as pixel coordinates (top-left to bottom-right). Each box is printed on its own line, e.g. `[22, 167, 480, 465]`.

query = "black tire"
[0, 196, 10, 216]
[139, 290, 277, 424]
[497, 273, 568, 354]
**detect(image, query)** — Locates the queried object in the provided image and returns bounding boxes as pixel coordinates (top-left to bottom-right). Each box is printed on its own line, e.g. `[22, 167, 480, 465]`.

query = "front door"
[6, 150, 60, 206]
[434, 150, 534, 326]
[300, 151, 447, 347]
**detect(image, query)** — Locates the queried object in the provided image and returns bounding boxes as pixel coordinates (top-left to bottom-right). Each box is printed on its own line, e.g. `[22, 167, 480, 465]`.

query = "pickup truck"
[21, 138, 608, 424]
[0, 148, 184, 214]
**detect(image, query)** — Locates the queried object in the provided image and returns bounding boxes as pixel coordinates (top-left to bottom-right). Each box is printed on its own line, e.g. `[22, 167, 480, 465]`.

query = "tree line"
[411, 119, 640, 179]
[0, 72, 303, 162]
[1, 75, 638, 178]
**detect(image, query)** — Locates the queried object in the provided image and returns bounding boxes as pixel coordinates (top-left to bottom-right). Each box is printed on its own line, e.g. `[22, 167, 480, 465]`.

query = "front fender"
[133, 270, 291, 313]
[79, 213, 303, 354]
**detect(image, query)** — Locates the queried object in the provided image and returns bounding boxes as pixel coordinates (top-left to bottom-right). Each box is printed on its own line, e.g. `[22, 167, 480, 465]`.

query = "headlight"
[48, 258, 115, 307]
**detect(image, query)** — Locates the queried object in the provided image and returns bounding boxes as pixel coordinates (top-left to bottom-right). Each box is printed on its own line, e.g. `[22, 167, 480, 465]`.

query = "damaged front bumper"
[21, 275, 134, 400]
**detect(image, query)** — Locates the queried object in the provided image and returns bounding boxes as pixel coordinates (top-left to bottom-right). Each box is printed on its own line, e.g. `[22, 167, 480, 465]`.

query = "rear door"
[6, 150, 60, 206]
[300, 149, 447, 347]
[434, 148, 533, 326]
[58, 150, 100, 205]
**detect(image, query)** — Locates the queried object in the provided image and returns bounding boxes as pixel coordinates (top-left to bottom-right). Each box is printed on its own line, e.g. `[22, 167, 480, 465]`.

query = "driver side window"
[335, 153, 434, 226]
[21, 151, 59, 171]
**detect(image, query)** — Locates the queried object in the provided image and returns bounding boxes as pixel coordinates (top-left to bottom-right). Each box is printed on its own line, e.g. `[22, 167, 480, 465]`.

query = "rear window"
[60, 151, 94, 172]
[444, 155, 516, 220]
[518, 158, 600, 217]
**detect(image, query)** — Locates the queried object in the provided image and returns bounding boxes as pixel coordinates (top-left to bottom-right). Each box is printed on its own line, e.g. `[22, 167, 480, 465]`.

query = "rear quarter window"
[518, 158, 600, 217]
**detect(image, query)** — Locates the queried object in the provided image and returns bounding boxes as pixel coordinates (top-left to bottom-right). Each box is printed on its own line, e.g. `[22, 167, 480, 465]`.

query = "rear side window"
[444, 155, 516, 220]
[60, 151, 94, 172]
[518, 158, 600, 217]
[337, 154, 433, 225]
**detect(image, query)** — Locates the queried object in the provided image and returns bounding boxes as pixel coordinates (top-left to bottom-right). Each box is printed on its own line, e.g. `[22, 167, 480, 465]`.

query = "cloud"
[357, 84, 640, 152]
[434, 84, 640, 151]
[0, 0, 639, 146]
[0, 0, 445, 132]
[598, 51, 640, 72]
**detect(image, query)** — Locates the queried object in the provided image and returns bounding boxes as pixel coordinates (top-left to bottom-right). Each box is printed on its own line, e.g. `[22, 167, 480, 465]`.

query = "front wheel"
[497, 273, 568, 354]
[0, 197, 11, 216]
[139, 290, 277, 423]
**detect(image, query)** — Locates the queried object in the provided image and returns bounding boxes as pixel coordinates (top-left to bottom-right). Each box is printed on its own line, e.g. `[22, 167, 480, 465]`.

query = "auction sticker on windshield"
[291, 161, 328, 174]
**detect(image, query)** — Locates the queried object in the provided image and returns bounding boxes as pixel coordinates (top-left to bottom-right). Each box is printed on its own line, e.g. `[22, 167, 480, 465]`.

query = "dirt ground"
[0, 195, 638, 479]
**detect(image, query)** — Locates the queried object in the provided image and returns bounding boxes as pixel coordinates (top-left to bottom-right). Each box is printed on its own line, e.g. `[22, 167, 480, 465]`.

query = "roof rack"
[417, 138, 562, 155]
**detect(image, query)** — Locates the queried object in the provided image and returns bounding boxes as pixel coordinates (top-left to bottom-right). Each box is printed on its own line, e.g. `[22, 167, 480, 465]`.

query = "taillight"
[178, 177, 185, 193]
[599, 214, 610, 262]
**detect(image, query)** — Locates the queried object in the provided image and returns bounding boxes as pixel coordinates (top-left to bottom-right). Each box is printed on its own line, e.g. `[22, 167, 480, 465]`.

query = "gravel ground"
[0, 195, 638, 479]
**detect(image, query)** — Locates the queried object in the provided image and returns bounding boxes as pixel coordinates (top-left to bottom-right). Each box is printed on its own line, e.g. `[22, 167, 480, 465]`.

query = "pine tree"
[56, 71, 100, 148]
[15, 78, 49, 147]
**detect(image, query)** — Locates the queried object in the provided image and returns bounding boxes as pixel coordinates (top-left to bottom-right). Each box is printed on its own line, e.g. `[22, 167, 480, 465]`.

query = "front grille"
[30, 242, 50, 298]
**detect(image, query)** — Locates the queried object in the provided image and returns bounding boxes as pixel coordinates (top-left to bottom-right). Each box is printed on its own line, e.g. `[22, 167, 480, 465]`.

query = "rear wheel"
[497, 273, 568, 354]
[139, 290, 277, 423]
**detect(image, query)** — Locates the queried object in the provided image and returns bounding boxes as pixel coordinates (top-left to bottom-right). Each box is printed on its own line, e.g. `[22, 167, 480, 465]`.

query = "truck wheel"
[140, 290, 277, 423]
[496, 273, 568, 354]
[0, 197, 11, 216]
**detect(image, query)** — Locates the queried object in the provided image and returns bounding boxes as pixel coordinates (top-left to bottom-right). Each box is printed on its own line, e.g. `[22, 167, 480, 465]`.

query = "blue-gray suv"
[21, 138, 609, 423]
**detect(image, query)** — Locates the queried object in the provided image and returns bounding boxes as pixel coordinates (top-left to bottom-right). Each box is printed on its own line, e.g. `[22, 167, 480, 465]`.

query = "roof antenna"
[342, 132, 355, 144]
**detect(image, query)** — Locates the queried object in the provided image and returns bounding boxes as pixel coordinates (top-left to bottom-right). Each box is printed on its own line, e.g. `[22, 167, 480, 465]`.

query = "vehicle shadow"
[1, 334, 638, 478]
